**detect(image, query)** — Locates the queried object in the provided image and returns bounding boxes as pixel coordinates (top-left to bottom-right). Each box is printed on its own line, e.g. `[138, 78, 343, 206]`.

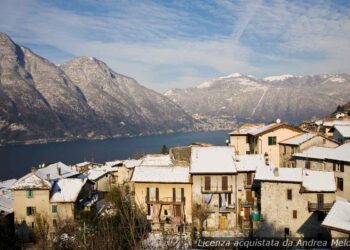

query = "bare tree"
[33, 213, 50, 250]
[192, 202, 211, 238]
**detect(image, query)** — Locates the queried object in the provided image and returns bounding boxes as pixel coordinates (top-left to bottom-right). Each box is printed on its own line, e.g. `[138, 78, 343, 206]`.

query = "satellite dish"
[276, 118, 281, 124]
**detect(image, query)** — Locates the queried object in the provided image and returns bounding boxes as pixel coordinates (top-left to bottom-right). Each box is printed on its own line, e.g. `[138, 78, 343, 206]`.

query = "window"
[174, 205, 182, 217]
[337, 177, 344, 191]
[284, 227, 290, 236]
[147, 204, 153, 216]
[305, 161, 311, 169]
[26, 207, 36, 216]
[147, 187, 158, 202]
[222, 176, 228, 191]
[268, 136, 277, 145]
[293, 210, 297, 219]
[204, 176, 211, 191]
[333, 162, 344, 172]
[287, 189, 292, 200]
[26, 190, 34, 198]
[246, 136, 250, 144]
[173, 188, 184, 202]
[52, 205, 57, 213]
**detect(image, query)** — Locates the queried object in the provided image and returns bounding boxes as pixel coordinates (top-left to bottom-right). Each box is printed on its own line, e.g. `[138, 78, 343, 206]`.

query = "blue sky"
[1, 0, 350, 92]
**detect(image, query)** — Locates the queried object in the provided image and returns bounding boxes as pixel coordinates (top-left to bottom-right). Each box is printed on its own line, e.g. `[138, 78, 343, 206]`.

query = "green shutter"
[52, 205, 57, 213]
[268, 137, 272, 145]
[27, 190, 34, 198]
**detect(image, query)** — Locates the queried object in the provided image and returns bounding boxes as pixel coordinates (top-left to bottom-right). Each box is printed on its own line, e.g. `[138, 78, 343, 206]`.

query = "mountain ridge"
[0, 32, 194, 144]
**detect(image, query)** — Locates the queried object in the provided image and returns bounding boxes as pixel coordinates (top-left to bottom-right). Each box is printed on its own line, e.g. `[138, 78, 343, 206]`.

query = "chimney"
[57, 166, 61, 176]
[31, 167, 37, 174]
[273, 168, 279, 177]
[264, 153, 269, 166]
[46, 174, 50, 180]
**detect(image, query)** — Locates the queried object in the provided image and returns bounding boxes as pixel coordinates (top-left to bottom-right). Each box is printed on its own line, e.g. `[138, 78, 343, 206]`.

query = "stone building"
[279, 133, 338, 168]
[322, 200, 350, 238]
[293, 143, 350, 200]
[254, 166, 336, 238]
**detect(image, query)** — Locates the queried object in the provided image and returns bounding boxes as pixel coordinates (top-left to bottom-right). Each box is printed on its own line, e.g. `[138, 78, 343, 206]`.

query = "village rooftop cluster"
[1, 115, 350, 244]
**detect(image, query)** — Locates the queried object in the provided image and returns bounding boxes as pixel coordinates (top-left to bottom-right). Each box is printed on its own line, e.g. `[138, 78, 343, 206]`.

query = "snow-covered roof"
[0, 179, 17, 190]
[36, 162, 79, 180]
[131, 166, 190, 183]
[12, 173, 51, 190]
[254, 166, 302, 183]
[248, 123, 300, 136]
[122, 159, 142, 169]
[190, 146, 237, 174]
[104, 160, 123, 168]
[87, 169, 109, 181]
[74, 161, 93, 167]
[279, 133, 316, 145]
[139, 154, 172, 167]
[229, 123, 264, 135]
[50, 178, 88, 203]
[235, 154, 270, 172]
[323, 119, 350, 127]
[334, 125, 350, 138]
[293, 146, 334, 160]
[293, 143, 350, 162]
[0, 179, 16, 215]
[302, 169, 336, 192]
[322, 201, 350, 233]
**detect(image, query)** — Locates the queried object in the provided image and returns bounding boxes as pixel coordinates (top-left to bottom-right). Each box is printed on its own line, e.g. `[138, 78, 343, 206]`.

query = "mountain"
[0, 33, 193, 143]
[165, 73, 350, 124]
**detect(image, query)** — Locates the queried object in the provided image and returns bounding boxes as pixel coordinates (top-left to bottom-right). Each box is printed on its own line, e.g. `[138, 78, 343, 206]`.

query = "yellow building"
[131, 159, 191, 233]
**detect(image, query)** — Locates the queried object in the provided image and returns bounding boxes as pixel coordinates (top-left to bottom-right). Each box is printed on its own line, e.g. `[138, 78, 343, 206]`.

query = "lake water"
[0, 130, 229, 180]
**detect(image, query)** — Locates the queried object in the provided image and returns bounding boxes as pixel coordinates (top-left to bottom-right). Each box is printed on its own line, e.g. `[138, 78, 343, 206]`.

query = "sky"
[1, 0, 350, 92]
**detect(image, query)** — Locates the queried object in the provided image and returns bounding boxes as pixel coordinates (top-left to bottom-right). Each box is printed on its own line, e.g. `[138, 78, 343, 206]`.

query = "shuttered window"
[287, 189, 292, 200]
[293, 210, 297, 219]
[204, 176, 211, 191]
[268, 136, 277, 145]
[222, 176, 228, 191]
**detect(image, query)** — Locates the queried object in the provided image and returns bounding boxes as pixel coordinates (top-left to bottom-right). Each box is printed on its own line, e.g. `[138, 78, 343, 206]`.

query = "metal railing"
[308, 202, 333, 212]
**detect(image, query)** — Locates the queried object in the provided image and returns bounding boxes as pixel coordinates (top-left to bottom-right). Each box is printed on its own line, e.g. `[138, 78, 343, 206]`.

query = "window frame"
[268, 136, 277, 146]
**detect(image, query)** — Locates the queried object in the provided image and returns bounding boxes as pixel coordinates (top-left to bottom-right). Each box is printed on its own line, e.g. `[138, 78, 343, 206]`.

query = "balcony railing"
[240, 200, 254, 208]
[201, 186, 232, 193]
[145, 196, 185, 205]
[308, 202, 333, 212]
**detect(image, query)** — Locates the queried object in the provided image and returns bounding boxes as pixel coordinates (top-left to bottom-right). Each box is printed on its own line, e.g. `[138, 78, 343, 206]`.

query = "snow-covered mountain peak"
[263, 74, 296, 82]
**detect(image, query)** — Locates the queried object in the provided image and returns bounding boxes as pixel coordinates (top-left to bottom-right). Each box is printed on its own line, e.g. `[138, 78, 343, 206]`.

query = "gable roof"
[50, 178, 88, 203]
[139, 154, 172, 167]
[235, 154, 270, 172]
[279, 133, 316, 146]
[254, 166, 302, 183]
[190, 146, 237, 174]
[131, 166, 190, 183]
[322, 201, 350, 233]
[12, 173, 51, 190]
[248, 123, 302, 136]
[36, 162, 79, 181]
[293, 143, 350, 162]
[333, 125, 350, 138]
[301, 169, 336, 192]
[229, 123, 264, 135]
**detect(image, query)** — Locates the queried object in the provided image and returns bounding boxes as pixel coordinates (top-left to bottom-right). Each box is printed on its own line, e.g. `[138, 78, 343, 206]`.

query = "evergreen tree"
[161, 144, 169, 154]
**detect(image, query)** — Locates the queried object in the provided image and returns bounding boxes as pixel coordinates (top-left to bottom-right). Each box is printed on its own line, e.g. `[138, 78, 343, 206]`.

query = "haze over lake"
[0, 131, 229, 180]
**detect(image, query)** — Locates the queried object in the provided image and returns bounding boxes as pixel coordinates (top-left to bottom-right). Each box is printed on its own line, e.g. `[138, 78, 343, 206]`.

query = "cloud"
[0, 0, 349, 91]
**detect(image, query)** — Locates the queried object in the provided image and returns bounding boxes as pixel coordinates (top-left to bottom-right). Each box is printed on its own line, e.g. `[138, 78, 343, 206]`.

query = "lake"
[0, 130, 229, 180]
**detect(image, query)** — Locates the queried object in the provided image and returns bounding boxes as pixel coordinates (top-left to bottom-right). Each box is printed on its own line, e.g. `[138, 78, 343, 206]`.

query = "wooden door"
[219, 216, 226, 230]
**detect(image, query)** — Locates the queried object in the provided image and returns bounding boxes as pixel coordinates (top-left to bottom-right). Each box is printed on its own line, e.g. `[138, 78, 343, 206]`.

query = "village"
[1, 112, 350, 249]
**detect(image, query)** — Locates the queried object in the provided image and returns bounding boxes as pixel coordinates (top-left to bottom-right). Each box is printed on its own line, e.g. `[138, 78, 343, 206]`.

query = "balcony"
[240, 200, 254, 208]
[145, 196, 185, 205]
[308, 202, 333, 212]
[201, 186, 232, 193]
